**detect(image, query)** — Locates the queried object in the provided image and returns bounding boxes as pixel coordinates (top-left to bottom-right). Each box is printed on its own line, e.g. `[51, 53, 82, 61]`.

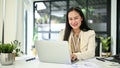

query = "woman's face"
[68, 10, 83, 30]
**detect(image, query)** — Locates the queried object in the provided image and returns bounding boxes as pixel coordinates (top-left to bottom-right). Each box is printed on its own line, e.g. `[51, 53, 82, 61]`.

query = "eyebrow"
[68, 15, 80, 18]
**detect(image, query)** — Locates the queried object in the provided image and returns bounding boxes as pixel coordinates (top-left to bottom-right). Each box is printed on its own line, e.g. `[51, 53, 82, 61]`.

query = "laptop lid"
[35, 40, 72, 64]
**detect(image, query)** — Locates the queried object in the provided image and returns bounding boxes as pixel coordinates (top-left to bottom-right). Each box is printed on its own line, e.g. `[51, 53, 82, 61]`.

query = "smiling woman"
[59, 7, 96, 61]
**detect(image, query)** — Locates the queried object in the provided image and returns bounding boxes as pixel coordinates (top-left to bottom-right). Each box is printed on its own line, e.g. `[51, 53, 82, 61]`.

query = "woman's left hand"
[71, 53, 77, 61]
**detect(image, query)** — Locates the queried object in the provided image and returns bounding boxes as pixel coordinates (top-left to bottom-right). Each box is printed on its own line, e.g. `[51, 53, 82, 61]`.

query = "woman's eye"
[75, 17, 78, 20]
[69, 18, 72, 20]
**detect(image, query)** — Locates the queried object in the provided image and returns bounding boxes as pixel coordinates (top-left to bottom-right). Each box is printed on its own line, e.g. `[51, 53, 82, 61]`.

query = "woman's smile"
[72, 23, 78, 27]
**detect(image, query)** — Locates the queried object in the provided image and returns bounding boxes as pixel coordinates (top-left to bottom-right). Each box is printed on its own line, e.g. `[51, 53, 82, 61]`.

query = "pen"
[96, 58, 105, 62]
[26, 57, 36, 61]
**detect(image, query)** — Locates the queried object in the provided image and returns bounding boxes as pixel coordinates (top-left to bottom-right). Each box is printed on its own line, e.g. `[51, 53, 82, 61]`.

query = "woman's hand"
[71, 53, 77, 61]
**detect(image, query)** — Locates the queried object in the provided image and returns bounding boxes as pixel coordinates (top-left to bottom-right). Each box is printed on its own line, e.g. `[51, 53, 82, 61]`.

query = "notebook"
[35, 40, 78, 64]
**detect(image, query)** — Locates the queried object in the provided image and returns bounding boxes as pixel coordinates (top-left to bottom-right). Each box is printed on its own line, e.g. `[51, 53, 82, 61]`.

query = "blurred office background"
[0, 0, 119, 56]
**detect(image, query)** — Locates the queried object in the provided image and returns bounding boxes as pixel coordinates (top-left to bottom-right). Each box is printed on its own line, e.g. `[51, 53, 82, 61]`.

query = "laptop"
[35, 40, 78, 64]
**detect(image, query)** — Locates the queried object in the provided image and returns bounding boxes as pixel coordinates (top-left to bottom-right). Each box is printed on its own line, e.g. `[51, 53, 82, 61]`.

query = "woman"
[59, 7, 96, 61]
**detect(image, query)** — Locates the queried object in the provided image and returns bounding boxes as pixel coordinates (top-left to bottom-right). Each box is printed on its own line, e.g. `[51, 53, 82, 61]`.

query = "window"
[33, 0, 110, 41]
[33, 1, 67, 40]
[32, 0, 111, 55]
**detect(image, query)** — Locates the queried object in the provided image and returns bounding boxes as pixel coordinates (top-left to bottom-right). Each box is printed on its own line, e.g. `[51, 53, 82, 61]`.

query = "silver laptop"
[35, 40, 77, 64]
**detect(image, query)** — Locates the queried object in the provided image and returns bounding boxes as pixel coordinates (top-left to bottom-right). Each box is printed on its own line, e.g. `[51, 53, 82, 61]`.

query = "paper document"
[71, 62, 101, 68]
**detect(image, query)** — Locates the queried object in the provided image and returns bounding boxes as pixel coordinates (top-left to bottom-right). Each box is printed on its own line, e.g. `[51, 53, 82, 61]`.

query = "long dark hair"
[63, 7, 91, 41]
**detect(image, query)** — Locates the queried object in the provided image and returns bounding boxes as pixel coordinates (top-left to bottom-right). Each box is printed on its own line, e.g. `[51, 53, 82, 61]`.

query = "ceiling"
[34, 0, 107, 9]
[34, 0, 107, 17]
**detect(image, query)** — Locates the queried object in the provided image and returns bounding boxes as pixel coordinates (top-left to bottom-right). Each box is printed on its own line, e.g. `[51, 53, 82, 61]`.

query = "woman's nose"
[72, 19, 76, 23]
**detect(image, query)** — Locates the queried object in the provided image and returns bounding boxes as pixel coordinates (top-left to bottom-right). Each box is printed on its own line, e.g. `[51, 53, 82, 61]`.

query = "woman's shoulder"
[82, 30, 95, 35]
[59, 29, 65, 34]
[58, 29, 65, 40]
[88, 30, 95, 33]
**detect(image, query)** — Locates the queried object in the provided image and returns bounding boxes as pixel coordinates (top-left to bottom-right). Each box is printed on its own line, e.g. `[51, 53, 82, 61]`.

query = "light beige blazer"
[59, 29, 96, 60]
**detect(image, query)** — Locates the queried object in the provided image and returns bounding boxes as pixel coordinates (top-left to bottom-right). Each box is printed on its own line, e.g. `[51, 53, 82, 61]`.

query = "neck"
[73, 29, 80, 36]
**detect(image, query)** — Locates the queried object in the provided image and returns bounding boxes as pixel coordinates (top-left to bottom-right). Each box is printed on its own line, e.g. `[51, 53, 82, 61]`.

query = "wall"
[0, 0, 3, 42]
[4, 0, 17, 43]
[16, 0, 24, 52]
[111, 0, 117, 55]
[0, 0, 17, 43]
[0, 0, 18, 43]
[0, 0, 33, 54]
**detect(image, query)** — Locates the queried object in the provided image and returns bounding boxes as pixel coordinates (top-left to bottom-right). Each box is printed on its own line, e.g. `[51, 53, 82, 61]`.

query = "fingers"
[71, 54, 77, 61]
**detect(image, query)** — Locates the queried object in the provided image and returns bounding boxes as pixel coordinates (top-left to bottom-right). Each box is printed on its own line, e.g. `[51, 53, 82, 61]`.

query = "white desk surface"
[0, 56, 120, 68]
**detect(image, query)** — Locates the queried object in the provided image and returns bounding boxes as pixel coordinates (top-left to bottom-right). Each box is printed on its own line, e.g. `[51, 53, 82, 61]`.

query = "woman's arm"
[74, 30, 96, 60]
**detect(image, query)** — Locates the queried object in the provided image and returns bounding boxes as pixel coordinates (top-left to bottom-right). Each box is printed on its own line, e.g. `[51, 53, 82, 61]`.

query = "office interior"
[0, 0, 119, 57]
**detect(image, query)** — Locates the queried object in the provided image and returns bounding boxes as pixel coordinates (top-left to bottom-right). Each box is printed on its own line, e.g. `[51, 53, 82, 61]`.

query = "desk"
[0, 56, 120, 68]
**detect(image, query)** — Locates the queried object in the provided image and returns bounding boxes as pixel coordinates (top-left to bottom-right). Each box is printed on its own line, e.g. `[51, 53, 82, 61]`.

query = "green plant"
[0, 43, 15, 53]
[11, 40, 23, 56]
[0, 40, 23, 56]
[99, 36, 111, 52]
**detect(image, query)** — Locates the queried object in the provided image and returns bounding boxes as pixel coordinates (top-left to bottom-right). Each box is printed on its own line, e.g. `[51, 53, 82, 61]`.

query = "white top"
[59, 29, 96, 60]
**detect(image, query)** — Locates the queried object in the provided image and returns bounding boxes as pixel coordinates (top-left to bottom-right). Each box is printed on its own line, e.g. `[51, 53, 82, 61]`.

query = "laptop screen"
[35, 40, 72, 64]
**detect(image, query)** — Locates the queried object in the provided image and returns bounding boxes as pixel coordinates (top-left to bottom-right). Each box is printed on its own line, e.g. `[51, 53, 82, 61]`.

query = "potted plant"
[0, 40, 23, 65]
[11, 40, 23, 57]
[0, 43, 15, 65]
[99, 36, 111, 57]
